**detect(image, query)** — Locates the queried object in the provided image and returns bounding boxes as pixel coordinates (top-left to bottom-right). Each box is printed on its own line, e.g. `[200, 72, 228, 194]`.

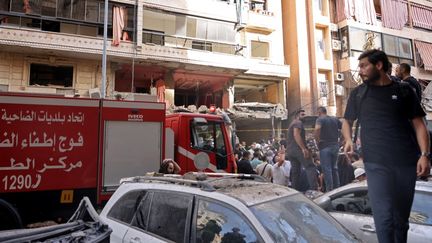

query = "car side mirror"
[315, 196, 332, 210]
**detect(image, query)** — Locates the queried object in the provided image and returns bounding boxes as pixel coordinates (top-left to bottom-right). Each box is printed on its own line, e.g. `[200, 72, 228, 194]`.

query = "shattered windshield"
[250, 194, 356, 243]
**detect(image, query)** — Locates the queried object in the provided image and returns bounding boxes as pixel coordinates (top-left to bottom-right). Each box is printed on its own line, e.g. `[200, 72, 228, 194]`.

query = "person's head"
[159, 159, 176, 174]
[398, 63, 411, 79]
[357, 49, 390, 85]
[253, 151, 260, 159]
[317, 106, 327, 116]
[242, 151, 251, 160]
[354, 168, 366, 181]
[295, 109, 306, 121]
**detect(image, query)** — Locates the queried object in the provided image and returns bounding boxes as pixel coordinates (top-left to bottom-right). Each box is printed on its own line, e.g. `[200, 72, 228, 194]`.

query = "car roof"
[120, 173, 299, 206]
[315, 179, 432, 200]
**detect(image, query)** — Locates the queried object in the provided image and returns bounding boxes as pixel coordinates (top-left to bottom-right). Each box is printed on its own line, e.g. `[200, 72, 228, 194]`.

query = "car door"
[102, 190, 148, 243]
[123, 190, 194, 243]
[191, 197, 265, 243]
[407, 190, 432, 243]
[328, 190, 378, 243]
[330, 212, 377, 243]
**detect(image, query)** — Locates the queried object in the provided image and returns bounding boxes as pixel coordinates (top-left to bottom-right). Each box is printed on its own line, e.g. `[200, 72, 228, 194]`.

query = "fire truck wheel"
[0, 199, 23, 230]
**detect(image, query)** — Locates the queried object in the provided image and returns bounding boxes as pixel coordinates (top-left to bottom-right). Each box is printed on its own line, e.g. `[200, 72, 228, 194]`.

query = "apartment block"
[0, 0, 290, 143]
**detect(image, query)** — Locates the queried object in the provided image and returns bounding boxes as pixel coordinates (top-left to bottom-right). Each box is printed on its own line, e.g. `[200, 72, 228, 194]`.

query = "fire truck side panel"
[97, 100, 165, 204]
[0, 94, 100, 193]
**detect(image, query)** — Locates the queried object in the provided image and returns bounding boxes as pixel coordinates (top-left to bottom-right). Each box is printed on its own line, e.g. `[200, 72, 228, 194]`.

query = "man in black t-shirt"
[396, 63, 422, 101]
[342, 50, 430, 243]
[286, 109, 318, 191]
[314, 106, 342, 192]
[236, 151, 256, 174]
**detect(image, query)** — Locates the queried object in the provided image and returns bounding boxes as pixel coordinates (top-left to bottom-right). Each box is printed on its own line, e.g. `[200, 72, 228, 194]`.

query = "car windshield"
[250, 193, 357, 243]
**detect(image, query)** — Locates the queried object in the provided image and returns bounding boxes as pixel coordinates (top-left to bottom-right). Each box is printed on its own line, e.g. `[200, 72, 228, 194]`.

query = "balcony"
[244, 10, 276, 35]
[142, 30, 242, 56]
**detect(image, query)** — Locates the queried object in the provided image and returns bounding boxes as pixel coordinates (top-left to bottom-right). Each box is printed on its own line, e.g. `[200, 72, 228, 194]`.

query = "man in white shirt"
[272, 154, 291, 186]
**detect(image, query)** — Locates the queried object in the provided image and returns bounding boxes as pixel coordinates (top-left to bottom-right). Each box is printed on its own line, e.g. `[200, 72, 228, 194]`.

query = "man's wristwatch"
[420, 152, 430, 157]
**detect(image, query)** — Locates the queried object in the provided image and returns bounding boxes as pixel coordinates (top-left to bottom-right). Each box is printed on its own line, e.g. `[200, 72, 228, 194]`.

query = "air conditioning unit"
[335, 84, 345, 97]
[89, 88, 101, 99]
[335, 72, 344, 81]
[332, 40, 342, 51]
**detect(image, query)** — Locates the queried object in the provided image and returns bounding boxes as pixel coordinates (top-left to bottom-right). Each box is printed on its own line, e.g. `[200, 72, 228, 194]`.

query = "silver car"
[314, 180, 432, 243]
[100, 173, 358, 242]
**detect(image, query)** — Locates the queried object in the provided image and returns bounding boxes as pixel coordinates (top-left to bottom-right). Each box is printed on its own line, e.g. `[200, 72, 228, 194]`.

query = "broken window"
[107, 190, 147, 224]
[3, 1, 134, 40]
[147, 192, 192, 242]
[29, 63, 73, 87]
[195, 199, 261, 243]
[130, 191, 152, 230]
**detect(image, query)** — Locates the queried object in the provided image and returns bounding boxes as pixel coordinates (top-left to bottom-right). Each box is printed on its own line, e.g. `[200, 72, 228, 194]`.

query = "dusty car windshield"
[250, 194, 356, 243]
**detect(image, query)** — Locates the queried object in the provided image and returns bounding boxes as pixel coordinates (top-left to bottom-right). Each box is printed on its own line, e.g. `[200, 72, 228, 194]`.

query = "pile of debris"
[227, 102, 287, 120]
[166, 102, 288, 120]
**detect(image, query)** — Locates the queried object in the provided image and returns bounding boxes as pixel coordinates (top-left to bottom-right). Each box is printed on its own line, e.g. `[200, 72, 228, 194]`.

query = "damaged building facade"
[0, 0, 289, 144]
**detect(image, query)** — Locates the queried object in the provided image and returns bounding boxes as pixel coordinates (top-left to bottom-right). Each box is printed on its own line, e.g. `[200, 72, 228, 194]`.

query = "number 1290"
[2, 174, 41, 190]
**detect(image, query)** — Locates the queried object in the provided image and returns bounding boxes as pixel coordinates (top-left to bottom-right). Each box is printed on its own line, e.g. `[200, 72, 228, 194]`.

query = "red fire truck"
[0, 93, 236, 230]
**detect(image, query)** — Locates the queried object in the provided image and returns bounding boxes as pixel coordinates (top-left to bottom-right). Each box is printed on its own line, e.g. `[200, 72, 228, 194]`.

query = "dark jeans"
[364, 162, 416, 243]
[319, 145, 340, 192]
[287, 149, 318, 191]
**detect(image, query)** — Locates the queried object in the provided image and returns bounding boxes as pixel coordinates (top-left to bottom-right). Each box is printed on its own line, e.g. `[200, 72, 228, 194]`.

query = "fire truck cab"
[165, 113, 236, 174]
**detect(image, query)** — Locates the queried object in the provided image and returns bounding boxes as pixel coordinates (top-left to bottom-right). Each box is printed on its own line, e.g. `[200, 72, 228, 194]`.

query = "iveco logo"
[128, 114, 143, 121]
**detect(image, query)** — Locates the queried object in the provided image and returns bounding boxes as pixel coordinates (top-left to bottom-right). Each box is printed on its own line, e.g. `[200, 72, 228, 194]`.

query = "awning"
[415, 41, 432, 71]
[411, 3, 432, 30]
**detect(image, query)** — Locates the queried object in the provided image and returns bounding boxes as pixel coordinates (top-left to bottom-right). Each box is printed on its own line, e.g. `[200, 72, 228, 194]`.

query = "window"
[349, 28, 382, 52]
[410, 191, 432, 225]
[383, 34, 413, 65]
[147, 192, 192, 243]
[142, 29, 164, 45]
[251, 41, 269, 59]
[107, 190, 147, 224]
[318, 72, 328, 98]
[250, 0, 266, 11]
[330, 190, 371, 215]
[187, 17, 236, 43]
[143, 9, 176, 36]
[131, 192, 153, 230]
[251, 194, 355, 242]
[314, 0, 323, 15]
[195, 199, 262, 243]
[0, 1, 9, 11]
[2, 1, 135, 40]
[192, 41, 212, 51]
[191, 122, 216, 151]
[29, 64, 73, 87]
[315, 28, 325, 60]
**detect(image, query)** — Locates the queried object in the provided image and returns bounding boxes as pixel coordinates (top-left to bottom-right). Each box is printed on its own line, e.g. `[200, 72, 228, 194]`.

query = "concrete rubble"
[167, 102, 288, 120]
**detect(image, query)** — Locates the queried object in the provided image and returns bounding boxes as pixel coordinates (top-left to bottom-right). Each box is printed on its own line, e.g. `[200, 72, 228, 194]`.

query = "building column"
[282, 0, 314, 116]
[164, 71, 175, 108]
[135, 1, 143, 50]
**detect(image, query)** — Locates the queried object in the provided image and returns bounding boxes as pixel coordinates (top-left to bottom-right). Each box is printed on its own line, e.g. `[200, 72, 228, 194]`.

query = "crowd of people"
[156, 50, 430, 243]
[232, 114, 366, 193]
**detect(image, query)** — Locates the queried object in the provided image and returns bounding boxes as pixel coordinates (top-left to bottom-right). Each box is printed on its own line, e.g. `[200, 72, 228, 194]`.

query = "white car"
[314, 180, 432, 243]
[99, 173, 358, 243]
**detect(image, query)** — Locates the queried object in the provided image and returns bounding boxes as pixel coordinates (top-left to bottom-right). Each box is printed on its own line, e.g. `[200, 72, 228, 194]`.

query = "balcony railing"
[142, 30, 245, 56]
